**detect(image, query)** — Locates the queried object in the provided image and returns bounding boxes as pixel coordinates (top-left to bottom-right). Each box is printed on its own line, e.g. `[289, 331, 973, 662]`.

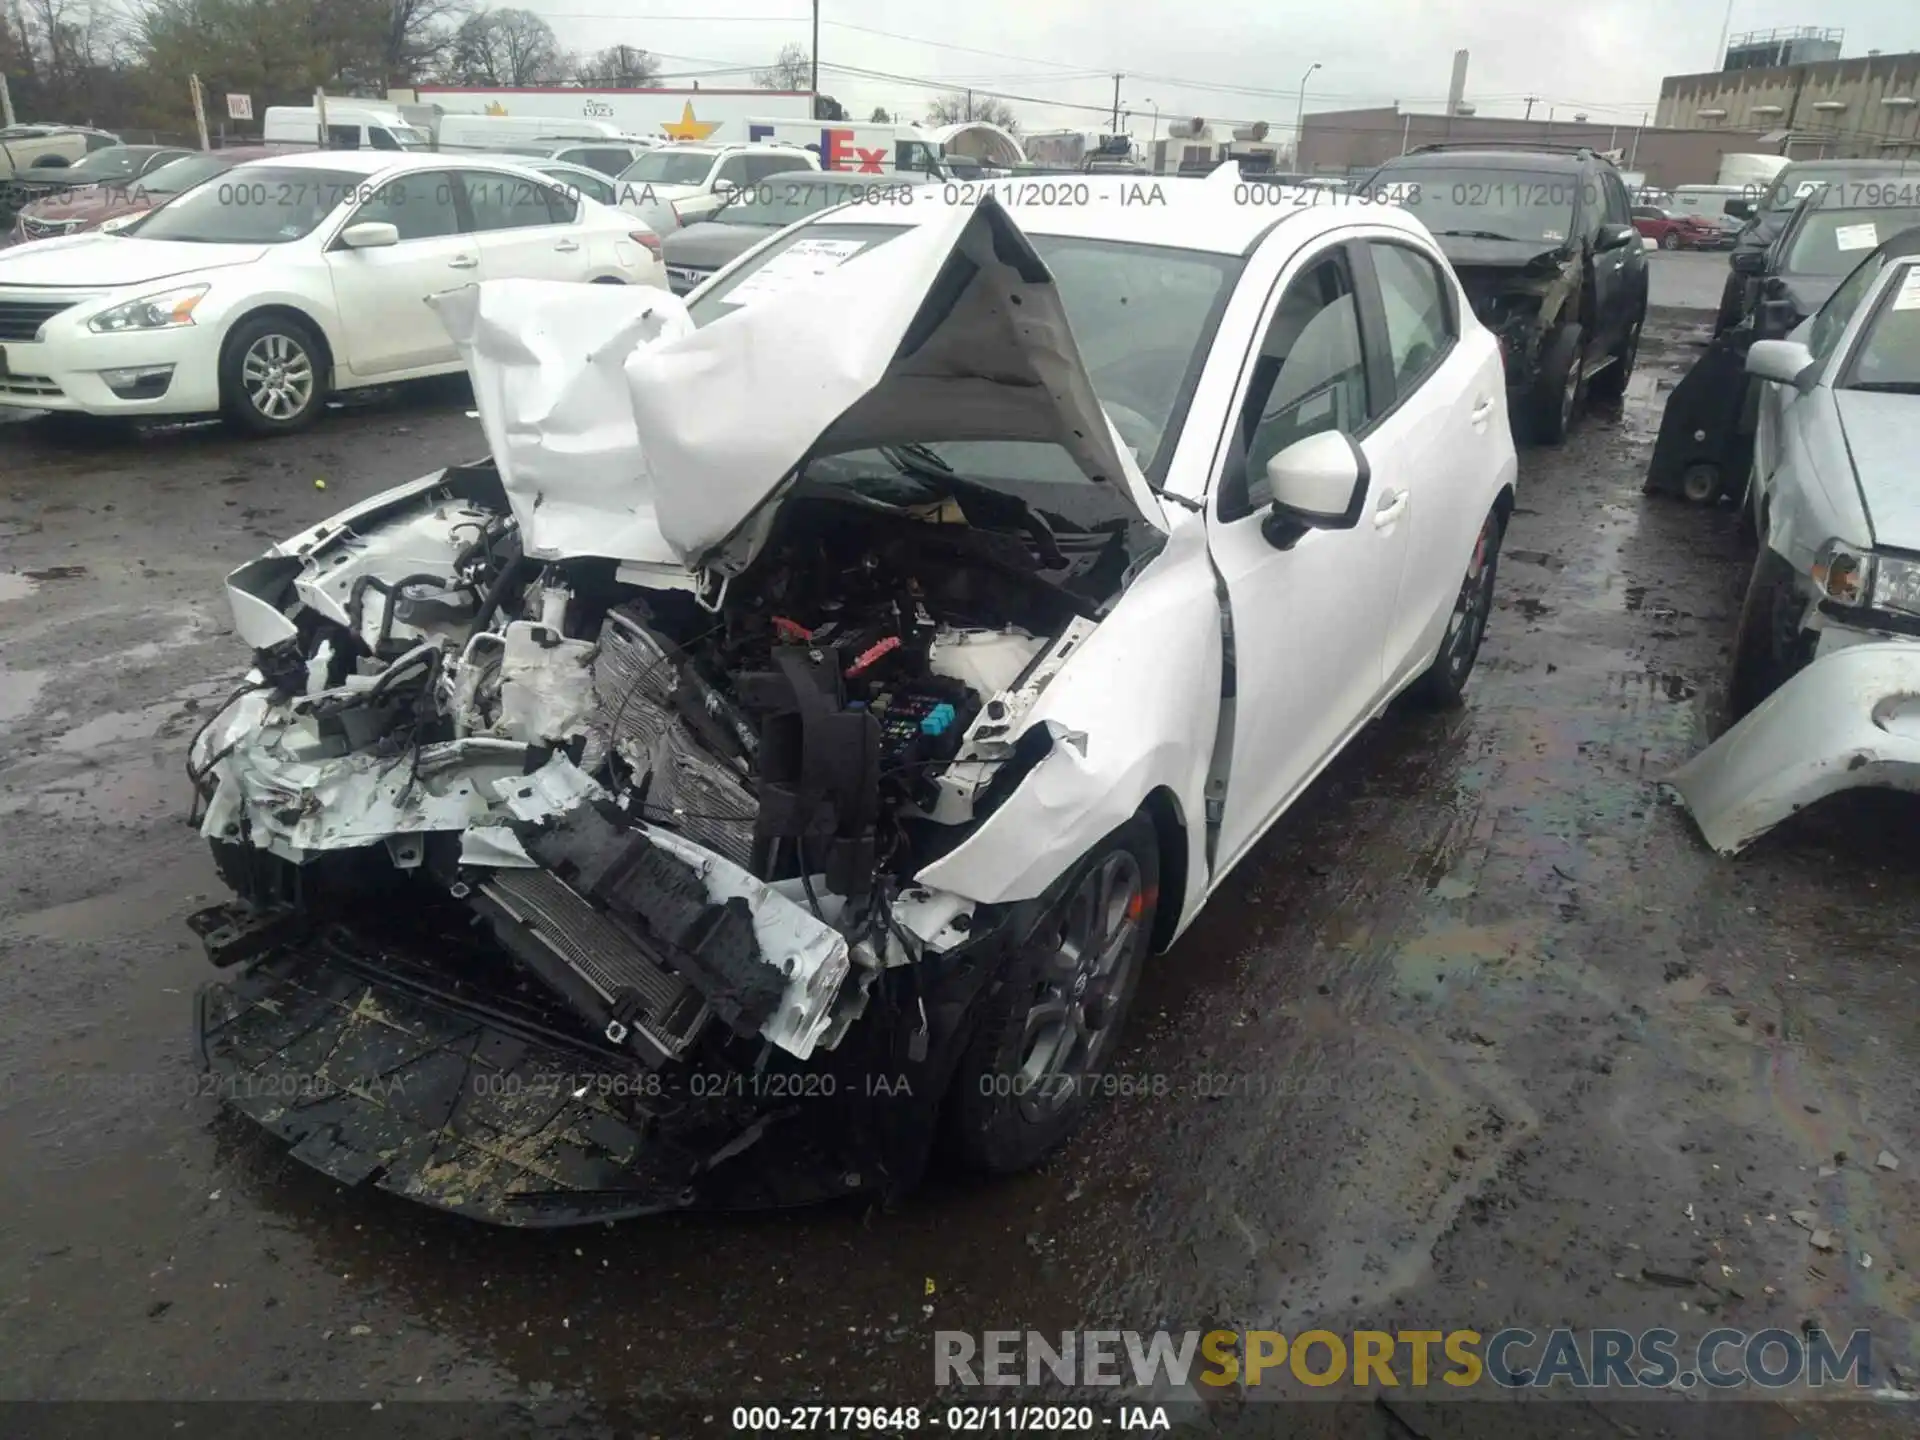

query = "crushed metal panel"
[621, 193, 1165, 574]
[428, 279, 694, 566]
[1667, 642, 1920, 855]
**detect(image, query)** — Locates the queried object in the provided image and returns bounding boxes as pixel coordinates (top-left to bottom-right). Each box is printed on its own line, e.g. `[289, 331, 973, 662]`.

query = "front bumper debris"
[197, 907, 1023, 1225]
[1667, 642, 1920, 854]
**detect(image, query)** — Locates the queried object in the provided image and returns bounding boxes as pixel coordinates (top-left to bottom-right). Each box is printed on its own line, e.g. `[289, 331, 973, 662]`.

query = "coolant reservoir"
[928, 626, 1046, 699]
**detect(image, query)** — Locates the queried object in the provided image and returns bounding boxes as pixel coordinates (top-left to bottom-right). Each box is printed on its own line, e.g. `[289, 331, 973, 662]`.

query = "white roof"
[820, 173, 1436, 256]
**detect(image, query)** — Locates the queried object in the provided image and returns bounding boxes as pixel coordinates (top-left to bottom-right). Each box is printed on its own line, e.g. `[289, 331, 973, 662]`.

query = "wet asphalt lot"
[1, 248, 1916, 1435]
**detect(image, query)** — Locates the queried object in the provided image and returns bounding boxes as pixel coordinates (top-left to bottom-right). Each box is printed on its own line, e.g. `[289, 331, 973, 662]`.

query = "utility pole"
[1112, 73, 1122, 131]
[189, 74, 210, 150]
[0, 73, 15, 129]
[1522, 95, 1539, 120]
[810, 0, 820, 102]
[1295, 61, 1321, 164]
[965, 88, 973, 122]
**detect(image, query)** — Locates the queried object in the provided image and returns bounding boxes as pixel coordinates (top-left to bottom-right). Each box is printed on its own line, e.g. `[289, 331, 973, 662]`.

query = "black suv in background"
[1713, 158, 1920, 330]
[1360, 143, 1650, 443]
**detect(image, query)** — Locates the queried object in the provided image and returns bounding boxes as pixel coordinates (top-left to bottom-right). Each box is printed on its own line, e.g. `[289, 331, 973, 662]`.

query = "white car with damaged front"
[1670, 246, 1920, 854]
[185, 181, 1516, 1224]
[0, 150, 664, 433]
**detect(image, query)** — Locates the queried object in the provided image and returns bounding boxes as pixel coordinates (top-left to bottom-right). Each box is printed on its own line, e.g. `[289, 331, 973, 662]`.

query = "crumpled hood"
[1836, 390, 1920, 550]
[1435, 236, 1570, 273]
[625, 192, 1164, 573]
[429, 280, 693, 567]
[431, 194, 1163, 573]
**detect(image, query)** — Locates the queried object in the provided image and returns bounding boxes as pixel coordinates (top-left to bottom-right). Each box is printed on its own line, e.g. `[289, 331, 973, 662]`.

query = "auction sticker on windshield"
[720, 237, 870, 308]
[1895, 269, 1920, 312]
[1834, 222, 1879, 252]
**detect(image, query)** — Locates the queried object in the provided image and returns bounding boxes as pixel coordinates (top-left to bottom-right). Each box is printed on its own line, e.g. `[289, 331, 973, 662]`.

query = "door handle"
[554, 239, 581, 253]
[448, 255, 479, 269]
[1372, 488, 1408, 528]
[1470, 397, 1494, 422]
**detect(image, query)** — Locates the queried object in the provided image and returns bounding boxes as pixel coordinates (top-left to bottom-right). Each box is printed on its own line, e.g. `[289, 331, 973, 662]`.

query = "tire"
[946, 813, 1159, 1175]
[1409, 504, 1506, 708]
[219, 312, 327, 436]
[1587, 310, 1643, 401]
[1660, 230, 1681, 250]
[1724, 545, 1807, 725]
[1528, 321, 1585, 445]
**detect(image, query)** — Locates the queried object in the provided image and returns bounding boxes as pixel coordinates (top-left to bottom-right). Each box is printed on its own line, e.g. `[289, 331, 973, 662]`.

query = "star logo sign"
[661, 101, 720, 141]
[483, 101, 508, 117]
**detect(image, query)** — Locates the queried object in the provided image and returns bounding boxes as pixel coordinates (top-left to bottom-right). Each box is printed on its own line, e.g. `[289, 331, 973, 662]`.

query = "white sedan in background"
[0, 150, 666, 434]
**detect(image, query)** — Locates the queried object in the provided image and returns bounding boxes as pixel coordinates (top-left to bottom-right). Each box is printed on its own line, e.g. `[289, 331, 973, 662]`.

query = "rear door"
[324, 169, 476, 376]
[1356, 237, 1503, 687]
[1207, 233, 1409, 873]
[460, 168, 590, 282]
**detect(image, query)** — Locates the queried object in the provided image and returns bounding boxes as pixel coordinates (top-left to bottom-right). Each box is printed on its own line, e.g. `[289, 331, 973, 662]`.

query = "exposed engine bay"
[187, 457, 1133, 1222]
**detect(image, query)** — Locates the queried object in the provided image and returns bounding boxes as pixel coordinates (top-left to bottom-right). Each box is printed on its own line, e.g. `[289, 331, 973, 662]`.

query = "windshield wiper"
[879, 442, 955, 476]
[1848, 380, 1920, 394]
[1435, 228, 1533, 243]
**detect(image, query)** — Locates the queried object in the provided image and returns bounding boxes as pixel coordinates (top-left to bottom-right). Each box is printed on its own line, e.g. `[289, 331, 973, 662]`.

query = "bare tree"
[925, 91, 1017, 133]
[751, 39, 808, 91]
[868, 106, 889, 123]
[383, 0, 468, 85]
[573, 42, 658, 87]
[447, 7, 563, 86]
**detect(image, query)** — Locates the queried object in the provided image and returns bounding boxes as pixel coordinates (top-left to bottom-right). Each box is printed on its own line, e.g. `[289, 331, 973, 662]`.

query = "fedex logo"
[748, 125, 889, 173]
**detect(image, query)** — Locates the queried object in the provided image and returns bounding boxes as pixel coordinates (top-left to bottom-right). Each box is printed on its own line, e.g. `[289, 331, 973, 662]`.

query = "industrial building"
[1657, 33, 1920, 158]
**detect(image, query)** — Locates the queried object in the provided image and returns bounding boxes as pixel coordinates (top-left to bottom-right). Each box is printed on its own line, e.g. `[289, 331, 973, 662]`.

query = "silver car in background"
[1670, 232, 1920, 853]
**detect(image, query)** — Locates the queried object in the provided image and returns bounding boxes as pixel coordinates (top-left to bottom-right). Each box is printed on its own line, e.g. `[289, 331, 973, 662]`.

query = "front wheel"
[945, 814, 1158, 1175]
[1724, 546, 1807, 725]
[1528, 322, 1585, 445]
[220, 313, 326, 436]
[1409, 505, 1506, 708]
[1660, 230, 1682, 251]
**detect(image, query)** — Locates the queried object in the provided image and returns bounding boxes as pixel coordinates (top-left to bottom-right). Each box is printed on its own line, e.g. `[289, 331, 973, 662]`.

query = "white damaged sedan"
[187, 179, 1517, 1223]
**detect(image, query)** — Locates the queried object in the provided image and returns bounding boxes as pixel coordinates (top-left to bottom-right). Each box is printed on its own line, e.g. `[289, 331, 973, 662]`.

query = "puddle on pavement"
[0, 661, 49, 725]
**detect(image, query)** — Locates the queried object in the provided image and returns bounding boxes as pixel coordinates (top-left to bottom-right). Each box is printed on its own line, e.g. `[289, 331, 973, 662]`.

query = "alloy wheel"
[1445, 514, 1499, 680]
[1014, 851, 1144, 1123]
[241, 333, 315, 421]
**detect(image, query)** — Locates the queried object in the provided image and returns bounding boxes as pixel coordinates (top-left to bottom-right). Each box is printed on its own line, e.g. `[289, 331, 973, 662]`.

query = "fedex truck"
[744, 119, 944, 175]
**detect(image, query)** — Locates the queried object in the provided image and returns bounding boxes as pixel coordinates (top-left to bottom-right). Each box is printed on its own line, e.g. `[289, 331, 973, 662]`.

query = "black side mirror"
[1723, 198, 1755, 220]
[1596, 223, 1637, 252]
[1730, 249, 1768, 276]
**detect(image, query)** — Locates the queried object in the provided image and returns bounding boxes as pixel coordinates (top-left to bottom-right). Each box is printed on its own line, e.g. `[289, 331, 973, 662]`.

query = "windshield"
[621, 149, 718, 185]
[1845, 265, 1920, 392]
[139, 153, 236, 196]
[125, 167, 363, 244]
[715, 177, 908, 227]
[1783, 207, 1920, 276]
[389, 125, 431, 150]
[1763, 166, 1920, 214]
[59, 147, 154, 182]
[686, 222, 1242, 489]
[1370, 166, 1581, 246]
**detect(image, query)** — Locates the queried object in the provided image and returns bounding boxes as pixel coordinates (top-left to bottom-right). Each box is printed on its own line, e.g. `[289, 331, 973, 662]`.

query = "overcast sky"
[512, 0, 1913, 135]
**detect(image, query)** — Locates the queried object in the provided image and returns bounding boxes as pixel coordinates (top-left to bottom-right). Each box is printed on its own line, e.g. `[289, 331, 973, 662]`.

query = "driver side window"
[1225, 247, 1373, 518]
